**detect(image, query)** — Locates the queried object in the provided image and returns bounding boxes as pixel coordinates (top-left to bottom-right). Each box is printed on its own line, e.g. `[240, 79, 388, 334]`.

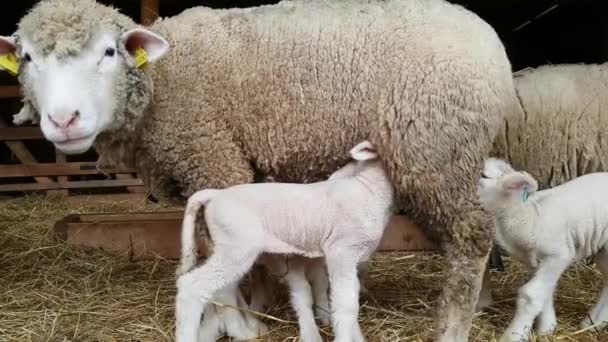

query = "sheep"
[491, 63, 608, 189]
[176, 140, 394, 342]
[0, 0, 519, 340]
[478, 158, 608, 341]
[480, 62, 608, 313]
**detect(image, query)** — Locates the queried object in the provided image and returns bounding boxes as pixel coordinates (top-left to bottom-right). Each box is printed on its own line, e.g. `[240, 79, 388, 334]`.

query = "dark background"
[2, 0, 607, 71]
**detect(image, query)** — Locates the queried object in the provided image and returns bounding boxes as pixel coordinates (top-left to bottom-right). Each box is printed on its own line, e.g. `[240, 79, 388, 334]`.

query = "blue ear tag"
[522, 185, 528, 203]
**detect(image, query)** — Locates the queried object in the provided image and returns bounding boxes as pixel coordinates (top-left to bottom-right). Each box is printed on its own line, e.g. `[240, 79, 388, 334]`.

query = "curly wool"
[17, 0, 135, 58]
[491, 63, 608, 188]
[16, 0, 519, 339]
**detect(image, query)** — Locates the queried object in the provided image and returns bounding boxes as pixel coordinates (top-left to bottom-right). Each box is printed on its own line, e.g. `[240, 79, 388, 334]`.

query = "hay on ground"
[1, 194, 607, 341]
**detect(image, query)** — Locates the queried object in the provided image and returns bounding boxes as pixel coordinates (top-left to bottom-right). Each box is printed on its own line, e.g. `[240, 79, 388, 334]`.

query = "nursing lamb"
[0, 0, 518, 340]
[479, 158, 608, 341]
[176, 141, 394, 342]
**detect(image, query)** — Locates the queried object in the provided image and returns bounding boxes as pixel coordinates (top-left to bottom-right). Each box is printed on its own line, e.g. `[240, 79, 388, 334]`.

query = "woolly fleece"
[492, 63, 608, 188]
[15, 0, 518, 340]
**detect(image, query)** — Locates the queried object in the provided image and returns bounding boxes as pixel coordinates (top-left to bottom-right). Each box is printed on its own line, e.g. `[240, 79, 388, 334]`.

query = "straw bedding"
[1, 195, 607, 341]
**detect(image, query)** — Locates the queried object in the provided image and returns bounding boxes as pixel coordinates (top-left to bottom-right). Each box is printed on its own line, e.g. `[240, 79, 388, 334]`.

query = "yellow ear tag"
[0, 52, 20, 76]
[134, 46, 148, 69]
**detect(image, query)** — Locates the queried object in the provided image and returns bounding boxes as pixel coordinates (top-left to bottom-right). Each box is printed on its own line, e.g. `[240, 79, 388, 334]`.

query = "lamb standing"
[478, 158, 608, 341]
[0, 0, 518, 340]
[480, 62, 608, 312]
[176, 140, 394, 342]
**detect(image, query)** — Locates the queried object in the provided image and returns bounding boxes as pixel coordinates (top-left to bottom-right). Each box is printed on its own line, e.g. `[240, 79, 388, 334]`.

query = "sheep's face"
[0, 28, 168, 155]
[478, 158, 538, 211]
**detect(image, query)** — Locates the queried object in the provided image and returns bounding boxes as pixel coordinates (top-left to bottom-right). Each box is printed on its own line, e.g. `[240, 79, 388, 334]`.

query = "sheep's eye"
[104, 48, 115, 57]
[23, 53, 31, 62]
[481, 173, 489, 179]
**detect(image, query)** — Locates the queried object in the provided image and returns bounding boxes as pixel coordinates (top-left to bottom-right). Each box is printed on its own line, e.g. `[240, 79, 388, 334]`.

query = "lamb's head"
[328, 141, 381, 180]
[478, 158, 538, 212]
[0, 0, 169, 154]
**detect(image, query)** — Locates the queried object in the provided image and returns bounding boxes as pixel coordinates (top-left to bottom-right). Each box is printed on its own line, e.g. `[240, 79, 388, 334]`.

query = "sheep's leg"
[198, 280, 269, 341]
[581, 249, 608, 330]
[476, 262, 494, 312]
[325, 252, 365, 342]
[434, 208, 493, 342]
[285, 262, 324, 342]
[357, 261, 370, 295]
[533, 294, 557, 336]
[175, 246, 261, 342]
[249, 264, 277, 313]
[307, 259, 331, 325]
[500, 258, 569, 342]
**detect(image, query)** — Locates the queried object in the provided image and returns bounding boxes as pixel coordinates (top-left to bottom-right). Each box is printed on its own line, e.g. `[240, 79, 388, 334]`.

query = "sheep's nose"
[48, 110, 80, 129]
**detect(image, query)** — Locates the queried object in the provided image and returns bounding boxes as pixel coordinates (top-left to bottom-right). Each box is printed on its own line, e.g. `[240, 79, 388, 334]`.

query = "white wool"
[176, 141, 394, 342]
[479, 158, 608, 341]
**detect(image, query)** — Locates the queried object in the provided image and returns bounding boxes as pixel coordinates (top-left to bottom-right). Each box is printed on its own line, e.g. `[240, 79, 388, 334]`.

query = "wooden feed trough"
[53, 211, 438, 260]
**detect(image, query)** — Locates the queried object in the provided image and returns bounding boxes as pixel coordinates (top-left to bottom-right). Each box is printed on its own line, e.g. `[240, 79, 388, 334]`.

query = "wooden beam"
[115, 173, 147, 193]
[0, 117, 54, 184]
[0, 162, 137, 178]
[52, 150, 69, 196]
[53, 213, 438, 260]
[140, 0, 160, 26]
[0, 85, 20, 99]
[0, 179, 144, 192]
[0, 127, 45, 141]
[65, 193, 150, 205]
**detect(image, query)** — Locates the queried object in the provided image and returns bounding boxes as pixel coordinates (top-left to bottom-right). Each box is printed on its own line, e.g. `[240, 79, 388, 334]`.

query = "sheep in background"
[0, 0, 518, 340]
[492, 63, 608, 189]
[478, 158, 608, 341]
[176, 141, 394, 342]
[481, 62, 608, 313]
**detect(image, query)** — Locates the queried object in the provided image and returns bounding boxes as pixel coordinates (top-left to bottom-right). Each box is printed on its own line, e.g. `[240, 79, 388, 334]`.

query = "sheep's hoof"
[300, 329, 323, 342]
[579, 317, 607, 332]
[232, 321, 269, 341]
[475, 292, 494, 312]
[315, 308, 331, 326]
[499, 331, 528, 342]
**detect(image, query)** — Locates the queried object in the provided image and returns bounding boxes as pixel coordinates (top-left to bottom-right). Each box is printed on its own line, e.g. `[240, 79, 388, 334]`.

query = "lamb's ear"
[121, 28, 169, 63]
[349, 140, 378, 161]
[501, 172, 537, 194]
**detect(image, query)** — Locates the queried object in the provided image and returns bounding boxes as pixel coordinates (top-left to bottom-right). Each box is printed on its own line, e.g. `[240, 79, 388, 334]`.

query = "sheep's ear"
[501, 172, 537, 194]
[121, 28, 169, 63]
[349, 140, 378, 161]
[0, 36, 16, 54]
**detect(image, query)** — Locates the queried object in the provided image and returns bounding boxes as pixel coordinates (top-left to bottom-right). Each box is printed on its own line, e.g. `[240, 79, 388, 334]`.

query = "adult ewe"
[0, 0, 518, 340]
[492, 63, 608, 189]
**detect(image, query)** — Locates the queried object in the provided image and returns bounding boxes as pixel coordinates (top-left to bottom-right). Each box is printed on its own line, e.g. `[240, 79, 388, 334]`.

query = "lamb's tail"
[176, 189, 220, 277]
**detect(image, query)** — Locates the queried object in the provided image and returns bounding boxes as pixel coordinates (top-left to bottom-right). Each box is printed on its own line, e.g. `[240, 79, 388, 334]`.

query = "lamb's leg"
[500, 258, 570, 342]
[581, 248, 608, 330]
[476, 262, 494, 312]
[357, 261, 370, 295]
[534, 294, 557, 336]
[175, 246, 261, 342]
[435, 208, 493, 342]
[285, 261, 324, 342]
[249, 264, 276, 313]
[307, 258, 331, 326]
[325, 251, 365, 342]
[198, 280, 269, 341]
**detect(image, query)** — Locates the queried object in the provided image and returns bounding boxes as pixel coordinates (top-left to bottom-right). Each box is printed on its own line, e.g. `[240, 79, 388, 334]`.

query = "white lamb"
[175, 140, 394, 342]
[478, 158, 608, 342]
